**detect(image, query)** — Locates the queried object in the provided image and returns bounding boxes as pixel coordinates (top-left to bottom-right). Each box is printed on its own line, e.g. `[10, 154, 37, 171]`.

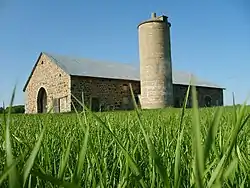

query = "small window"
[174, 98, 181, 108]
[59, 74, 61, 77]
[216, 99, 219, 106]
[91, 97, 100, 112]
[41, 61, 44, 64]
[135, 95, 140, 105]
[122, 84, 129, 91]
[204, 96, 212, 107]
[122, 97, 129, 105]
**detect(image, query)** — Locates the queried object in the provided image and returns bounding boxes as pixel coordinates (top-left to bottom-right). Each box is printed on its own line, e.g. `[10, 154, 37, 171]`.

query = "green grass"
[0, 86, 250, 187]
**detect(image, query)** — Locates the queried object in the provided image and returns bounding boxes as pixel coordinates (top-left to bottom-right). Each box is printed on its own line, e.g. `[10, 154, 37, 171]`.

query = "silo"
[138, 12, 174, 109]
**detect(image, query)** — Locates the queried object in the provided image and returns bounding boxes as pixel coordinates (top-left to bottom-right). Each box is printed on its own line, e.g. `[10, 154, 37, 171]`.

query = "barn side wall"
[24, 54, 71, 113]
[70, 76, 140, 111]
[173, 84, 224, 107]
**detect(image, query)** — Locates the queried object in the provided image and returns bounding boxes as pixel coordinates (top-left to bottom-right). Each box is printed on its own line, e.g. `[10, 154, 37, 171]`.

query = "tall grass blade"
[71, 97, 90, 185]
[179, 78, 191, 130]
[4, 85, 20, 188]
[31, 169, 81, 188]
[191, 83, 204, 188]
[73, 125, 89, 185]
[174, 127, 184, 188]
[129, 83, 170, 188]
[23, 124, 46, 187]
[58, 136, 74, 180]
[207, 100, 250, 187]
[94, 113, 146, 187]
[173, 81, 191, 188]
[72, 93, 146, 187]
[0, 160, 18, 185]
[232, 92, 237, 125]
[204, 107, 222, 163]
[240, 177, 246, 188]
[223, 157, 238, 181]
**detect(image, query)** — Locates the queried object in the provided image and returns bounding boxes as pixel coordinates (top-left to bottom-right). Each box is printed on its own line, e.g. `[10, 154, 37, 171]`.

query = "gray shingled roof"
[44, 52, 225, 89]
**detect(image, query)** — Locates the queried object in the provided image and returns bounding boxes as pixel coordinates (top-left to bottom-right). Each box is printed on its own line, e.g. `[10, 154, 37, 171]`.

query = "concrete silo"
[138, 12, 174, 109]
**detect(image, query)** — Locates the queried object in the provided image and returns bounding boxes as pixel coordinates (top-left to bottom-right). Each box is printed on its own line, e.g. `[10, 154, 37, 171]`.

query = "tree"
[4, 105, 25, 114]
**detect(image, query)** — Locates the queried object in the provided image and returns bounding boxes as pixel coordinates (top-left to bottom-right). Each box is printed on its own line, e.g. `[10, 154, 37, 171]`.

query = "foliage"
[1, 105, 25, 114]
[0, 86, 250, 187]
[5, 105, 25, 114]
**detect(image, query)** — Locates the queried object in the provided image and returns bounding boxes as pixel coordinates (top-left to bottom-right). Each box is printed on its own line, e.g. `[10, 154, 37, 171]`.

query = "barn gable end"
[23, 52, 71, 113]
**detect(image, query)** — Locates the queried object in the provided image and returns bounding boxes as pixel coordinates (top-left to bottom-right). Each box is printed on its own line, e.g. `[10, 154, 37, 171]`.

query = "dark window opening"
[174, 98, 181, 108]
[91, 97, 100, 112]
[135, 95, 140, 105]
[204, 96, 212, 107]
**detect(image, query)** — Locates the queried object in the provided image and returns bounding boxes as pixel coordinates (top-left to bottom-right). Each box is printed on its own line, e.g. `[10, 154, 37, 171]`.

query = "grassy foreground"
[1, 87, 250, 187]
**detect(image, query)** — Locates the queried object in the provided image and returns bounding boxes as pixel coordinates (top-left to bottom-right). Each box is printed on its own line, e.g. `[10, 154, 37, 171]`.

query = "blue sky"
[0, 0, 249, 107]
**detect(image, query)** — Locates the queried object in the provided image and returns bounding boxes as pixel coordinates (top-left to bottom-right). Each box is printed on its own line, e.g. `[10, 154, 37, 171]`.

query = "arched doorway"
[204, 96, 212, 107]
[37, 87, 47, 113]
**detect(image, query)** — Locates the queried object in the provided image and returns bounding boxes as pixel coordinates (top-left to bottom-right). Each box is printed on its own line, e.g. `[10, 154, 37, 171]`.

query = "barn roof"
[23, 52, 225, 91]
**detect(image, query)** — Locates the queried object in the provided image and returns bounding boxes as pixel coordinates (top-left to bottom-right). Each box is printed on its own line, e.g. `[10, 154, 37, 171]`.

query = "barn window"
[174, 97, 181, 108]
[53, 98, 60, 113]
[122, 97, 129, 105]
[122, 84, 129, 91]
[135, 95, 140, 105]
[187, 98, 192, 108]
[91, 97, 100, 112]
[216, 99, 219, 106]
[204, 96, 212, 107]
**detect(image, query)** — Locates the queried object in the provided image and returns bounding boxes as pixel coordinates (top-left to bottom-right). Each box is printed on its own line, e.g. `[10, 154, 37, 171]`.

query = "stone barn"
[22, 13, 225, 114]
[22, 52, 224, 113]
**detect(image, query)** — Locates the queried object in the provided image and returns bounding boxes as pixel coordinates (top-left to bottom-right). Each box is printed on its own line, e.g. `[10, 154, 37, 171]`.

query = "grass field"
[1, 86, 250, 187]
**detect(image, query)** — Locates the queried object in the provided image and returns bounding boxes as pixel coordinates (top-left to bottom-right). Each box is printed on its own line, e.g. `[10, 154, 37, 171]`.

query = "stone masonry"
[138, 13, 174, 109]
[70, 77, 223, 111]
[23, 53, 71, 113]
[173, 84, 224, 108]
[70, 76, 140, 111]
[23, 53, 223, 114]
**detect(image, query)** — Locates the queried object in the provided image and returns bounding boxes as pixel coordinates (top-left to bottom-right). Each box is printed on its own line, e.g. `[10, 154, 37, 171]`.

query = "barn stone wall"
[70, 76, 223, 111]
[24, 52, 223, 114]
[70, 76, 140, 111]
[173, 84, 224, 108]
[24, 53, 71, 113]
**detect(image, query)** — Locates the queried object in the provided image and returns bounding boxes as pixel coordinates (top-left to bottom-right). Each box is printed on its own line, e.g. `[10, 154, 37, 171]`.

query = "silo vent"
[151, 12, 156, 18]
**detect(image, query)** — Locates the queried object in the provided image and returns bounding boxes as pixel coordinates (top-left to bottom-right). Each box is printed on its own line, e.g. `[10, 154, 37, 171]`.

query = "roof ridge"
[43, 51, 138, 68]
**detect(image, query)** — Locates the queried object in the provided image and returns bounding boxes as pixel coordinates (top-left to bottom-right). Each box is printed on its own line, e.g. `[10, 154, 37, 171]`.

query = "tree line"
[0, 105, 25, 114]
